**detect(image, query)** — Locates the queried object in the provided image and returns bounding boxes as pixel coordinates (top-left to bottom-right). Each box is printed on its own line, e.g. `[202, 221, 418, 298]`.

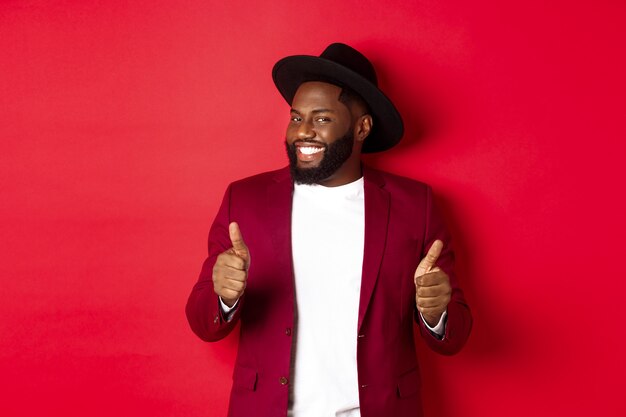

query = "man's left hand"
[414, 240, 452, 327]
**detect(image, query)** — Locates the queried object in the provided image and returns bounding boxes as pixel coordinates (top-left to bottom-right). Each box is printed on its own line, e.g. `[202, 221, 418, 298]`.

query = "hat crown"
[320, 43, 378, 87]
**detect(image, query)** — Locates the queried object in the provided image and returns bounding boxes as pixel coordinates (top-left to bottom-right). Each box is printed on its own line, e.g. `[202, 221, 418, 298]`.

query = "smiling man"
[286, 81, 372, 187]
[285, 81, 368, 186]
[186, 43, 472, 417]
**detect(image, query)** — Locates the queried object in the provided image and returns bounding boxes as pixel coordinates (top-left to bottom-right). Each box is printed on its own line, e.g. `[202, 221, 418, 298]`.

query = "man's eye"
[291, 116, 301, 122]
[316, 117, 331, 123]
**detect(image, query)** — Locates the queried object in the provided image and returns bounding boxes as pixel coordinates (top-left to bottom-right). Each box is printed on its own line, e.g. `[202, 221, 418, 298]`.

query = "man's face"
[285, 81, 357, 185]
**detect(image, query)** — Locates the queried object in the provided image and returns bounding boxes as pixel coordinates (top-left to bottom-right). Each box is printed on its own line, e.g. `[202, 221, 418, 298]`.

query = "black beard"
[285, 130, 354, 185]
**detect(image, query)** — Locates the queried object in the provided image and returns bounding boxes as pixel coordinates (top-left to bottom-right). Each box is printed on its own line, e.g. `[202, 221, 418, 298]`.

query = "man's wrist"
[420, 310, 447, 337]
[220, 296, 238, 309]
[219, 296, 240, 321]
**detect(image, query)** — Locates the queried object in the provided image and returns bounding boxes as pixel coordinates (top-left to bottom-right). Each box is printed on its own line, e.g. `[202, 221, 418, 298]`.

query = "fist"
[212, 222, 250, 307]
[414, 240, 451, 327]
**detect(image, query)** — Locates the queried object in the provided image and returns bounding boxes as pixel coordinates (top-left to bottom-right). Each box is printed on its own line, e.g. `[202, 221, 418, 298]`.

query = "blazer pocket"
[396, 367, 420, 398]
[232, 364, 257, 391]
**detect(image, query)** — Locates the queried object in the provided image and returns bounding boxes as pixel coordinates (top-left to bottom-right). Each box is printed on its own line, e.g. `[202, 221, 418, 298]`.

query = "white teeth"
[299, 146, 324, 155]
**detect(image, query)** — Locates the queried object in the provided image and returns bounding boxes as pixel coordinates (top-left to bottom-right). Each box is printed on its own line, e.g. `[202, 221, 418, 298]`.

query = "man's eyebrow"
[290, 108, 336, 114]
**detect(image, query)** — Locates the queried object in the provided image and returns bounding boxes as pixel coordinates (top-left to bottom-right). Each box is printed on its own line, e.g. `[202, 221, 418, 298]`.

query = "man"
[186, 43, 472, 417]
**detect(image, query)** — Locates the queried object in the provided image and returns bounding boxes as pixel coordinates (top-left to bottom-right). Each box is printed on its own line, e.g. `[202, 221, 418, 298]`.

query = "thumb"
[229, 222, 249, 263]
[415, 240, 443, 278]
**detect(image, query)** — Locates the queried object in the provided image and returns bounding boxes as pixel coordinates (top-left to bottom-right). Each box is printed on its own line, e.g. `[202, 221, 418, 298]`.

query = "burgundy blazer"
[186, 165, 472, 417]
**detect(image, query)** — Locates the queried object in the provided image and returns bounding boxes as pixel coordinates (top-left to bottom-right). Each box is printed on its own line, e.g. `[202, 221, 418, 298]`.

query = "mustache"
[289, 139, 328, 149]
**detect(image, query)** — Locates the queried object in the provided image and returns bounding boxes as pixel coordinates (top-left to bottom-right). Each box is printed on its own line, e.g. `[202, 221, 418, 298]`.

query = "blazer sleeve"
[186, 184, 244, 342]
[415, 185, 472, 355]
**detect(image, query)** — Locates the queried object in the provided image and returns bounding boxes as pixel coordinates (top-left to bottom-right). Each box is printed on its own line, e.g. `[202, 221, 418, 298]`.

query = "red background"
[1, 1, 625, 416]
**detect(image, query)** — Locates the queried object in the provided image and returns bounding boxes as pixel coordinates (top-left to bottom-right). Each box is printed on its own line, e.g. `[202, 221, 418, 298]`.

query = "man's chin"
[290, 166, 330, 185]
[296, 160, 322, 170]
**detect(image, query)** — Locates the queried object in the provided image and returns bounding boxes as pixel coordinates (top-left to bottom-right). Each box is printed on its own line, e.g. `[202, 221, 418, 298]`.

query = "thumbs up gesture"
[212, 222, 250, 307]
[414, 240, 452, 327]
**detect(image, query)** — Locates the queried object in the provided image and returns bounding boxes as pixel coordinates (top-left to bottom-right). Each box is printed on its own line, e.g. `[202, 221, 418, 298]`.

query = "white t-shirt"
[290, 177, 365, 417]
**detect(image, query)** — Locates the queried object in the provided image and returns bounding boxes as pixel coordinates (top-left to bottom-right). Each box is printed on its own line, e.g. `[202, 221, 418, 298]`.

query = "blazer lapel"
[265, 167, 295, 289]
[358, 166, 390, 331]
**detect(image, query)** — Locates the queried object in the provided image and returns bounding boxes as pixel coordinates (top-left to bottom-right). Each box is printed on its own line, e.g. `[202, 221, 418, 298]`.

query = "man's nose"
[297, 119, 315, 139]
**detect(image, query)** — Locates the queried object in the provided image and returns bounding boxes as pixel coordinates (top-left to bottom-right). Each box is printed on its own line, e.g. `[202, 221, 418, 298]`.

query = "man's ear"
[355, 114, 373, 143]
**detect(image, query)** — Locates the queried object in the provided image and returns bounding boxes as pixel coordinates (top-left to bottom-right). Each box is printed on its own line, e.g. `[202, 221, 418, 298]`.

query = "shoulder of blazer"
[362, 164, 430, 194]
[228, 166, 292, 193]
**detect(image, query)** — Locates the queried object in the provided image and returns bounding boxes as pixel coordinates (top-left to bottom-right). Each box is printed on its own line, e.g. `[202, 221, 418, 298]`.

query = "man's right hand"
[212, 222, 250, 307]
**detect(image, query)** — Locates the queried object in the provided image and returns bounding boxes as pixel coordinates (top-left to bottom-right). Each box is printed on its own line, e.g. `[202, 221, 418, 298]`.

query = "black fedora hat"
[272, 43, 404, 153]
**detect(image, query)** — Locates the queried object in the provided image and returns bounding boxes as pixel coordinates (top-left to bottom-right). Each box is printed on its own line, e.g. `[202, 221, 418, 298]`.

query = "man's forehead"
[291, 81, 347, 111]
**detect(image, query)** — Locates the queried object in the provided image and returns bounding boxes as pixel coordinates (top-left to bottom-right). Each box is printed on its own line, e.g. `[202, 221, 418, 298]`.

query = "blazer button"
[279, 376, 289, 385]
[285, 327, 292, 336]
[213, 315, 219, 324]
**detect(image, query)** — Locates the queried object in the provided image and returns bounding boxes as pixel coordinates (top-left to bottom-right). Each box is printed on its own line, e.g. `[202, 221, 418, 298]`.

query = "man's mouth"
[295, 142, 326, 163]
[298, 146, 324, 155]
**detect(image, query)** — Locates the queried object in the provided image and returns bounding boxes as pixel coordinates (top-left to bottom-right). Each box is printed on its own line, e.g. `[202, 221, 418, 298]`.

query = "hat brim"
[272, 55, 403, 153]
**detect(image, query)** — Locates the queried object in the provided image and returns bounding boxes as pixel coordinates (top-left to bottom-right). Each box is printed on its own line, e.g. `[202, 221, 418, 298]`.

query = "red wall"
[2, 1, 625, 416]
